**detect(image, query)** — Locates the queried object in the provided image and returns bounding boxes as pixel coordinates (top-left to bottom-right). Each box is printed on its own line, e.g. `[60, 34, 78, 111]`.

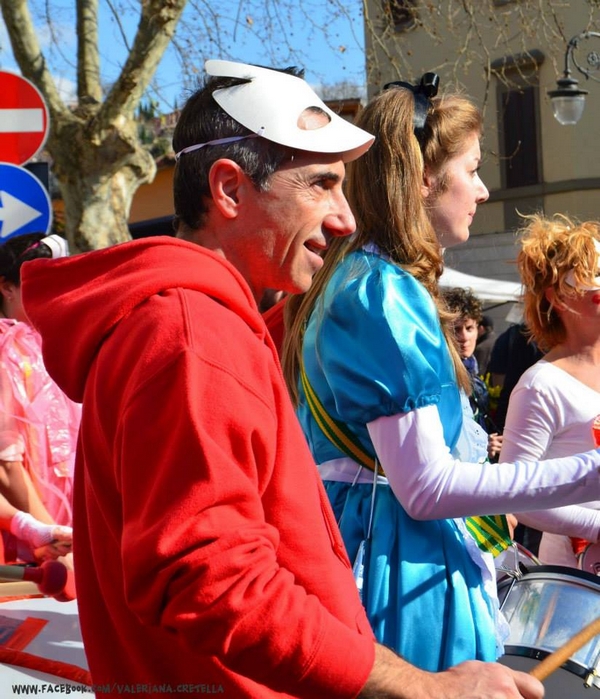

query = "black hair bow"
[384, 72, 440, 144]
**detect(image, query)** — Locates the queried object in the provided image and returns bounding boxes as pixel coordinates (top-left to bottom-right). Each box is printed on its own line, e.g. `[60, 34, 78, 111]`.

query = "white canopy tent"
[440, 267, 522, 305]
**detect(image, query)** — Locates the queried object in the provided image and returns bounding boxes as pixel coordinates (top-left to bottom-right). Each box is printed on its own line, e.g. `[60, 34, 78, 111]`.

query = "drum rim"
[498, 564, 600, 588]
[503, 645, 595, 681]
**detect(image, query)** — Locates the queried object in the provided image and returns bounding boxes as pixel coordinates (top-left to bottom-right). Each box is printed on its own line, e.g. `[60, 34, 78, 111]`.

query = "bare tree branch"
[0, 0, 68, 117]
[99, 0, 187, 123]
[43, 0, 75, 73]
[76, 0, 102, 103]
[105, 0, 132, 52]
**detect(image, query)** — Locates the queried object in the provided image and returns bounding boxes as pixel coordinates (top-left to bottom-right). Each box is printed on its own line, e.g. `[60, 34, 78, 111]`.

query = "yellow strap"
[300, 365, 385, 476]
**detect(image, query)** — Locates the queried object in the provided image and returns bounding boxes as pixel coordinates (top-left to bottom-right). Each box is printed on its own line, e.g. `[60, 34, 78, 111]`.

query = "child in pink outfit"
[0, 233, 78, 562]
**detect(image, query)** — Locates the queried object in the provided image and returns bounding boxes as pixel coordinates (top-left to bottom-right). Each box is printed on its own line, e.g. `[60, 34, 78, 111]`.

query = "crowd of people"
[2, 58, 600, 698]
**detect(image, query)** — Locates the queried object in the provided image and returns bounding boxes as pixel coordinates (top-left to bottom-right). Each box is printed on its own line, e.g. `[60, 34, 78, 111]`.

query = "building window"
[384, 0, 417, 31]
[499, 85, 540, 188]
[492, 50, 544, 190]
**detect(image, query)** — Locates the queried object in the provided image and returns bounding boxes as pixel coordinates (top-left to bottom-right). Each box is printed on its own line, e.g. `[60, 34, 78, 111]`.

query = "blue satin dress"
[297, 248, 498, 671]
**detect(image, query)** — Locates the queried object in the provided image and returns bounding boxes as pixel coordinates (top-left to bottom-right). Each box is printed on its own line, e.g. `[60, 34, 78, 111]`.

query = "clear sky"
[0, 1, 366, 112]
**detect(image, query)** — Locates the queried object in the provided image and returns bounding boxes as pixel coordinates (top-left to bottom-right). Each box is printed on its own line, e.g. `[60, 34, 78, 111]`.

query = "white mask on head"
[200, 60, 375, 163]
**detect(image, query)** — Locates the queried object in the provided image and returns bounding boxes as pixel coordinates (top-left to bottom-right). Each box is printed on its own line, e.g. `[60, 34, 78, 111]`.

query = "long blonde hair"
[282, 86, 483, 404]
[518, 212, 600, 352]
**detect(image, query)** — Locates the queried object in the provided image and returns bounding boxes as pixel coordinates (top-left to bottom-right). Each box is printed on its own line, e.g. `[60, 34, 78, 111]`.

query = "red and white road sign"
[0, 71, 49, 166]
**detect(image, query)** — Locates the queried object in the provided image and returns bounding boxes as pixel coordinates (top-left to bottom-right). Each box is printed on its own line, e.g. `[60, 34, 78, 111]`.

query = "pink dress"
[0, 318, 80, 526]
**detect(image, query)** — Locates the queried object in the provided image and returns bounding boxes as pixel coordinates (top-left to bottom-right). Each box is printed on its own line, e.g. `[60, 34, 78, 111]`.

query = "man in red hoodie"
[21, 61, 542, 699]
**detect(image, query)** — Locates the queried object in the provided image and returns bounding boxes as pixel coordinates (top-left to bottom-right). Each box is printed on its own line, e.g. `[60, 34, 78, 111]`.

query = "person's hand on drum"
[360, 645, 544, 698]
[419, 660, 544, 698]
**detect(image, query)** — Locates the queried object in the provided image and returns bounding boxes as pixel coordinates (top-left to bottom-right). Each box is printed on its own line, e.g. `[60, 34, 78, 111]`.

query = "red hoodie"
[21, 237, 374, 698]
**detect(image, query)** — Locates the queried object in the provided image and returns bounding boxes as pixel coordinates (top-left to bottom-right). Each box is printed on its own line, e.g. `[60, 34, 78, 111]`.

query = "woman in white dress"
[500, 213, 600, 568]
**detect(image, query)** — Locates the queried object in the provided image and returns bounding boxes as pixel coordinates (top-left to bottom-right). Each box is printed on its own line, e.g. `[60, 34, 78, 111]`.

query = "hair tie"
[22, 241, 41, 254]
[383, 72, 440, 145]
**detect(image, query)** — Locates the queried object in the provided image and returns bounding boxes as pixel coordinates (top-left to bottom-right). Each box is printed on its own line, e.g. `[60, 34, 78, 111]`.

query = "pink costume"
[0, 318, 79, 527]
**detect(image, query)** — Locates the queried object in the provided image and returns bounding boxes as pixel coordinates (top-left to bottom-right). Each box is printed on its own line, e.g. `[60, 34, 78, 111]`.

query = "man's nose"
[325, 195, 356, 238]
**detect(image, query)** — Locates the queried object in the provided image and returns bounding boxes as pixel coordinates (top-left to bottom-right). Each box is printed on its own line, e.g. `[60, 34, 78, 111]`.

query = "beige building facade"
[364, 1, 600, 287]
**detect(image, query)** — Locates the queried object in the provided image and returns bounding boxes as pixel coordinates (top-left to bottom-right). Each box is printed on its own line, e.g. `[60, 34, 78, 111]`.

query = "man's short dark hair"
[172, 68, 301, 233]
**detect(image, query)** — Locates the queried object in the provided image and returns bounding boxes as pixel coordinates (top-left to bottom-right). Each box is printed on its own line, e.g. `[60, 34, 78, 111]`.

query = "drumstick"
[0, 561, 76, 601]
[529, 615, 600, 681]
[0, 561, 67, 596]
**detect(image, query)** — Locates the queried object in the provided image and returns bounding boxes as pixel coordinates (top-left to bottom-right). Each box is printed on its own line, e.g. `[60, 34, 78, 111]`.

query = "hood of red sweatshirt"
[21, 236, 263, 403]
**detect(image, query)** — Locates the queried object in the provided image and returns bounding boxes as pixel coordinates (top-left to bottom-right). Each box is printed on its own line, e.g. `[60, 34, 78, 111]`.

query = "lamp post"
[548, 31, 600, 125]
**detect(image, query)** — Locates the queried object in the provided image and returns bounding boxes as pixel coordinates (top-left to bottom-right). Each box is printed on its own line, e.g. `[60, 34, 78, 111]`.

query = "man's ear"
[422, 168, 434, 199]
[208, 159, 247, 220]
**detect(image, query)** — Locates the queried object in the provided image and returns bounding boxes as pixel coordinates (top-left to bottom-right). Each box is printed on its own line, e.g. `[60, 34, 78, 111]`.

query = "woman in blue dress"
[281, 75, 600, 672]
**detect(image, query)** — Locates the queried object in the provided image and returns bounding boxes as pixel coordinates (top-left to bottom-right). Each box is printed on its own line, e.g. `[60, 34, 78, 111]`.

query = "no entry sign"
[0, 71, 49, 166]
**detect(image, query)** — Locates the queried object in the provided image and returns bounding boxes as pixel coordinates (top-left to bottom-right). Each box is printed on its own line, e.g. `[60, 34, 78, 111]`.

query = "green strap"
[465, 514, 512, 558]
[300, 363, 511, 557]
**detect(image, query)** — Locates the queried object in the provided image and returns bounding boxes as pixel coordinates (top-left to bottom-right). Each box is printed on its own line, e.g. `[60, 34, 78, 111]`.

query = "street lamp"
[548, 31, 600, 125]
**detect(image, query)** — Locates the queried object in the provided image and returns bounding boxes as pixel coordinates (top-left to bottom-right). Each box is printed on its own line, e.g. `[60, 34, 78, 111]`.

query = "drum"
[498, 565, 600, 696]
[580, 542, 600, 576]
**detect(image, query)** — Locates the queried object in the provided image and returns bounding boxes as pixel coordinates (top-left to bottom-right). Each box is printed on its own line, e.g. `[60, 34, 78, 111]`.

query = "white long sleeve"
[517, 506, 600, 542]
[366, 404, 600, 520]
[499, 360, 600, 544]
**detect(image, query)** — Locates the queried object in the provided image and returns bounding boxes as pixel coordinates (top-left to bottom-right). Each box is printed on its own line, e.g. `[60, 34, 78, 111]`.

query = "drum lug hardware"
[497, 544, 527, 584]
[584, 668, 598, 688]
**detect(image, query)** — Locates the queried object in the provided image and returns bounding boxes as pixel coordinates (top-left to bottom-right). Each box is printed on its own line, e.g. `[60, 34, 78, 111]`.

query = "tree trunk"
[49, 108, 156, 251]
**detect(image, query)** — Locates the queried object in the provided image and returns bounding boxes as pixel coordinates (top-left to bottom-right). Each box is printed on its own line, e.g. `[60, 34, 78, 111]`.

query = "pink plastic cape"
[0, 319, 80, 526]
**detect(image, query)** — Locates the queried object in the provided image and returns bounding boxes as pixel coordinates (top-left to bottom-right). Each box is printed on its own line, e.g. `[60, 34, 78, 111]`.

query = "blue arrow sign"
[0, 162, 52, 240]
